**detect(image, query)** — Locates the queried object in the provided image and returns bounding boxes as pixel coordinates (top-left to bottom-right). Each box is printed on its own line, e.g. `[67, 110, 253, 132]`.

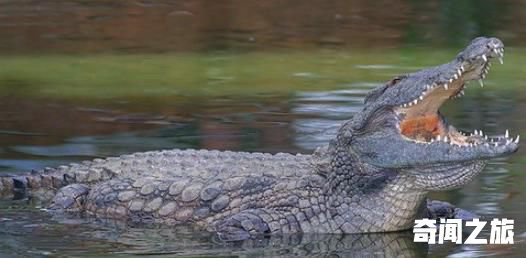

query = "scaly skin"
[0, 149, 432, 240]
[0, 37, 519, 241]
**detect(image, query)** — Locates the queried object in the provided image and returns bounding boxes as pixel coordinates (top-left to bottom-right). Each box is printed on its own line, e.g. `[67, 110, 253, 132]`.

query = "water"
[1, 1, 526, 257]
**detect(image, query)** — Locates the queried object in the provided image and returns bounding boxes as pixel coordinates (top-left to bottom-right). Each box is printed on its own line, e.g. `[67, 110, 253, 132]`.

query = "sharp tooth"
[460, 65, 465, 72]
[444, 84, 449, 90]
[515, 135, 520, 143]
[479, 130, 483, 136]
[493, 48, 499, 55]
[419, 96, 424, 100]
[444, 136, 449, 143]
[437, 135, 441, 141]
[453, 74, 458, 80]
[478, 79, 484, 87]
[507, 139, 512, 145]
[413, 99, 418, 105]
[474, 130, 478, 135]
[457, 69, 462, 76]
[460, 90, 465, 95]
[505, 130, 509, 138]
[484, 135, 488, 140]
[499, 57, 503, 64]
[494, 142, 499, 147]
[482, 54, 487, 62]
[448, 78, 453, 83]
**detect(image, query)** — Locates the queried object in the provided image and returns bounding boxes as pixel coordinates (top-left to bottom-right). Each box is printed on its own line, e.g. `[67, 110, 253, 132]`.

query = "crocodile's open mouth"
[396, 43, 520, 148]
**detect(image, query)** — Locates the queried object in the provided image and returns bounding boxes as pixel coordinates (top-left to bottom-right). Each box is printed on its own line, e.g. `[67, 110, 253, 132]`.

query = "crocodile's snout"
[392, 37, 517, 158]
[458, 37, 504, 65]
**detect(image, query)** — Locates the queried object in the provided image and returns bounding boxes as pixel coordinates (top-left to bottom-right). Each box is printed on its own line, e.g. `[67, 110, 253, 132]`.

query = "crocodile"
[0, 37, 519, 241]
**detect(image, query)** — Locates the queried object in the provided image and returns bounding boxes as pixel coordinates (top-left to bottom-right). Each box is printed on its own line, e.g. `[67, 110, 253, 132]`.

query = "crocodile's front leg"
[426, 199, 478, 221]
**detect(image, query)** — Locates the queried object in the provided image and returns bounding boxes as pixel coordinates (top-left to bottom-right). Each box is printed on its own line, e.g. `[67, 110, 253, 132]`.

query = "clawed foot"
[215, 211, 270, 241]
[426, 199, 479, 220]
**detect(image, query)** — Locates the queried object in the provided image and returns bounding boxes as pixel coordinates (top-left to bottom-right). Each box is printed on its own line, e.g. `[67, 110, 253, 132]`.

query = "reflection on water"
[2, 0, 526, 257]
[293, 87, 375, 150]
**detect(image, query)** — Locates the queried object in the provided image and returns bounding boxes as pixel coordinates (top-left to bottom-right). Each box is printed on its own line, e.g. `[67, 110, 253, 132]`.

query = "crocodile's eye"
[386, 76, 405, 87]
[365, 75, 407, 104]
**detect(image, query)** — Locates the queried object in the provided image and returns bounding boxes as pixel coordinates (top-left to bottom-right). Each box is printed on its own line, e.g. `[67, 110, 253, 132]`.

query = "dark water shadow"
[109, 230, 430, 258]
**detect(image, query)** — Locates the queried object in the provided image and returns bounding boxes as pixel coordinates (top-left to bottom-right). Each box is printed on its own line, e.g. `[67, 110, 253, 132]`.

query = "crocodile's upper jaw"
[395, 39, 519, 151]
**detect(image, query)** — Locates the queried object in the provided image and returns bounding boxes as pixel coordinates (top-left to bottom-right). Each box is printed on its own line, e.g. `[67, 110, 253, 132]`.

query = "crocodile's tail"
[0, 175, 14, 196]
[0, 169, 74, 199]
[0, 159, 119, 199]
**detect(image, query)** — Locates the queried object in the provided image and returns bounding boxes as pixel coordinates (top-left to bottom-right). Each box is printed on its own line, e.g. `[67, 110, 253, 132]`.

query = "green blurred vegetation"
[0, 48, 523, 99]
[404, 0, 509, 46]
